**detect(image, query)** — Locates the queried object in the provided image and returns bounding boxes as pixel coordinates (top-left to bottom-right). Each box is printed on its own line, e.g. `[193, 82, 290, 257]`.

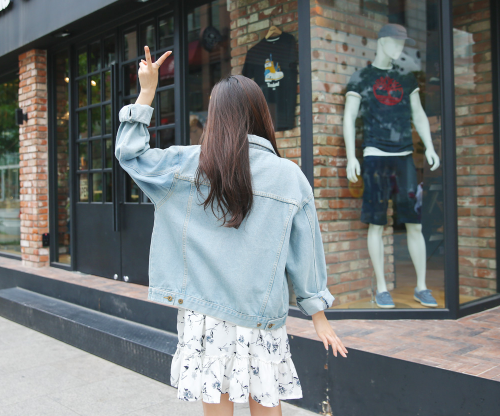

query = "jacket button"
[164, 296, 172, 301]
[257, 323, 262, 327]
[268, 323, 274, 328]
[178, 299, 183, 304]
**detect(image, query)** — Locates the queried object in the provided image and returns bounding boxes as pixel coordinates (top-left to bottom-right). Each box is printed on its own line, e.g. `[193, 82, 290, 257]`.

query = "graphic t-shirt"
[242, 32, 298, 131]
[346, 65, 419, 153]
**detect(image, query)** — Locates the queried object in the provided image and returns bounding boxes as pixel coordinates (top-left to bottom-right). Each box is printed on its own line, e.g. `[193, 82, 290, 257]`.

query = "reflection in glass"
[159, 14, 174, 48]
[0, 78, 21, 255]
[141, 23, 156, 51]
[149, 131, 156, 148]
[104, 71, 111, 101]
[124, 62, 138, 96]
[105, 173, 113, 202]
[91, 107, 101, 136]
[54, 51, 71, 263]
[453, 0, 497, 303]
[90, 41, 101, 72]
[78, 45, 87, 75]
[91, 75, 101, 104]
[104, 36, 116, 67]
[104, 105, 112, 134]
[91, 140, 102, 169]
[159, 128, 175, 149]
[105, 139, 113, 168]
[78, 142, 88, 170]
[78, 78, 87, 107]
[160, 89, 175, 125]
[124, 29, 138, 60]
[78, 111, 88, 139]
[79, 173, 89, 202]
[126, 174, 140, 203]
[92, 173, 103, 202]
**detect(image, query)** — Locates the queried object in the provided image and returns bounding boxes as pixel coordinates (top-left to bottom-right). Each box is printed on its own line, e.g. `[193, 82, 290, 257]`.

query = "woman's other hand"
[136, 46, 171, 105]
[311, 311, 348, 358]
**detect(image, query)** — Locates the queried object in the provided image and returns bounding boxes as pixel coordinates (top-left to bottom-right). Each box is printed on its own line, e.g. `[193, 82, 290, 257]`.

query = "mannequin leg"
[405, 223, 427, 291]
[367, 224, 387, 293]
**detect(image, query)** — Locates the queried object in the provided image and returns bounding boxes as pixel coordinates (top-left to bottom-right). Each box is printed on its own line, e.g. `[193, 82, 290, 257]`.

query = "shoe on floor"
[414, 288, 438, 307]
[376, 291, 395, 308]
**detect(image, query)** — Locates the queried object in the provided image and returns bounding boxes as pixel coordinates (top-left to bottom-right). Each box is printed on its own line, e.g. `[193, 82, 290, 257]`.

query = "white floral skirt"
[170, 308, 303, 408]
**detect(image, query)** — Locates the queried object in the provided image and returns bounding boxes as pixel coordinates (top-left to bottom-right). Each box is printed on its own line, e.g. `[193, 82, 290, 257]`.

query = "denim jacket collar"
[248, 134, 277, 155]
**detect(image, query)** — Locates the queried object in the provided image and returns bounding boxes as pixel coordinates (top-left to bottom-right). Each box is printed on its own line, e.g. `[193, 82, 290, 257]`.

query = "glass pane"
[91, 140, 102, 169]
[126, 174, 140, 203]
[124, 62, 138, 96]
[78, 111, 88, 139]
[78, 78, 87, 107]
[54, 51, 71, 264]
[104, 70, 111, 101]
[91, 107, 101, 136]
[159, 14, 174, 49]
[303, 0, 444, 309]
[104, 105, 112, 135]
[92, 173, 103, 202]
[90, 40, 101, 72]
[141, 23, 156, 51]
[454, 0, 497, 303]
[78, 142, 88, 170]
[77, 45, 87, 76]
[79, 173, 89, 202]
[159, 53, 174, 88]
[159, 88, 175, 126]
[159, 128, 175, 149]
[90, 75, 101, 104]
[149, 131, 156, 148]
[0, 77, 20, 255]
[104, 36, 116, 67]
[105, 139, 113, 168]
[105, 172, 113, 202]
[124, 29, 138, 61]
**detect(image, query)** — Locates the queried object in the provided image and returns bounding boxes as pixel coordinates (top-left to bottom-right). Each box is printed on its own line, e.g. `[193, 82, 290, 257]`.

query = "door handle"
[111, 62, 121, 232]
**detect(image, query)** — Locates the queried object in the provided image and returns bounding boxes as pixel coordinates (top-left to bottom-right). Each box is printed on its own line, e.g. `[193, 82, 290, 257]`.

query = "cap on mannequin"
[373, 24, 415, 69]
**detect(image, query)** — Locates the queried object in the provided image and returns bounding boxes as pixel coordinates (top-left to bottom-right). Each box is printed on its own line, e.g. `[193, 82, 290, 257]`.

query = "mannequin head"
[378, 37, 405, 60]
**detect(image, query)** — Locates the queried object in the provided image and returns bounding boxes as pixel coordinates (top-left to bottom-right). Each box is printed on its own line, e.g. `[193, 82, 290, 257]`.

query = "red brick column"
[18, 49, 49, 267]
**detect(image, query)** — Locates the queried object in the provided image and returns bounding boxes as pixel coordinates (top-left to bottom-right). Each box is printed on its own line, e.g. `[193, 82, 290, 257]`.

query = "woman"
[115, 46, 348, 416]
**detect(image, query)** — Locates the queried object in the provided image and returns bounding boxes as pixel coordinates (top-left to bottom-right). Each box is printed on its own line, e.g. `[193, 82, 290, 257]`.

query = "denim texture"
[115, 103, 335, 329]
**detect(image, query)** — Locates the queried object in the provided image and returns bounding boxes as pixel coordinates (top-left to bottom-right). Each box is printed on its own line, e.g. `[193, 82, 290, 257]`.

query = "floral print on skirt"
[170, 308, 303, 408]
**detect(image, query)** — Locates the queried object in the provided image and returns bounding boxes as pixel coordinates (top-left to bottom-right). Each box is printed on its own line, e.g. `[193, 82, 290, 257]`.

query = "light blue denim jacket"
[115, 103, 335, 330]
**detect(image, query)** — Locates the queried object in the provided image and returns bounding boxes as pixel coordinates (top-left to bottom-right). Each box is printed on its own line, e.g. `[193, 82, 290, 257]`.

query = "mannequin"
[343, 24, 440, 308]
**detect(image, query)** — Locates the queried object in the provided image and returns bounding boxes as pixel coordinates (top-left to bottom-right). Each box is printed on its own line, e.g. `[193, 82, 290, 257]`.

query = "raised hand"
[138, 46, 172, 95]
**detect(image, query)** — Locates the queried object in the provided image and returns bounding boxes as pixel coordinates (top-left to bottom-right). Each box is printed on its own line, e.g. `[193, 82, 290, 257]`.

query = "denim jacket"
[115, 103, 335, 330]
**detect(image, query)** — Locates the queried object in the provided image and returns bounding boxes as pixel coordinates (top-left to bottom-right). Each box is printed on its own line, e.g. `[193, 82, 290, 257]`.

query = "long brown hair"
[195, 75, 280, 229]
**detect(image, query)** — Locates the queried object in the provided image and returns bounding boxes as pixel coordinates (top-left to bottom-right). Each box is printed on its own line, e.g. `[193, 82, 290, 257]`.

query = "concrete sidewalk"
[0, 316, 316, 416]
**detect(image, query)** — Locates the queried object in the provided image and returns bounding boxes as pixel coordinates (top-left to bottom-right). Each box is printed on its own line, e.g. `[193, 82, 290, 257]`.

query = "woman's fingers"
[145, 45, 153, 67]
[155, 50, 172, 68]
[321, 335, 329, 351]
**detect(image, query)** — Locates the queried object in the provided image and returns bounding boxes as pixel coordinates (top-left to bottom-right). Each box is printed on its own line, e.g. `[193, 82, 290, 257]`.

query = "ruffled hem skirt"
[170, 308, 303, 408]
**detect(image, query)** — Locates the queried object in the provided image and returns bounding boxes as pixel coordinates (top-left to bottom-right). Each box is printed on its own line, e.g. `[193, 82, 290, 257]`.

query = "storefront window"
[54, 51, 71, 264]
[0, 78, 20, 255]
[453, 0, 497, 303]
[309, 0, 445, 309]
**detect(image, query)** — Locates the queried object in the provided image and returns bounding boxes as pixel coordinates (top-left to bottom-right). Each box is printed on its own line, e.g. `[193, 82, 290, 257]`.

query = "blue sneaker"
[376, 291, 395, 308]
[414, 288, 438, 307]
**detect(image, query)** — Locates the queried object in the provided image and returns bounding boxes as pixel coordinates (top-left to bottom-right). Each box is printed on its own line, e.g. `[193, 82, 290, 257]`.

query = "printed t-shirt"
[346, 65, 419, 153]
[242, 32, 298, 131]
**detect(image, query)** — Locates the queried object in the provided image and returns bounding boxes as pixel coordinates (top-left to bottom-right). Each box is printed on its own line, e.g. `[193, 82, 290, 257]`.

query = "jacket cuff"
[296, 289, 335, 316]
[119, 104, 154, 125]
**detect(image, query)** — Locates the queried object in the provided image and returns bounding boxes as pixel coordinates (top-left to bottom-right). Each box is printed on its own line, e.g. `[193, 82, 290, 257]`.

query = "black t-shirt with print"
[242, 32, 298, 131]
[346, 65, 419, 152]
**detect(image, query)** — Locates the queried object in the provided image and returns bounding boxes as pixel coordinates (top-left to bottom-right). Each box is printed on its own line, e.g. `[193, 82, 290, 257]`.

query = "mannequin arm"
[410, 91, 440, 171]
[343, 94, 362, 182]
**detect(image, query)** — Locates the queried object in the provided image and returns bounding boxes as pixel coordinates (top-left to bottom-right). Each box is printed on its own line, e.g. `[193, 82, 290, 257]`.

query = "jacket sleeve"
[115, 103, 179, 206]
[286, 193, 335, 315]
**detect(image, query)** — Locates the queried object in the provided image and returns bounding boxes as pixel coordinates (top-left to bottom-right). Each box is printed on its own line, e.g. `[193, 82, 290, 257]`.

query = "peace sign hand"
[138, 46, 172, 95]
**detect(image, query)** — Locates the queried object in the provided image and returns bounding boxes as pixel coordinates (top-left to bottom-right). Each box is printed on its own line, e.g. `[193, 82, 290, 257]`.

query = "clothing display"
[361, 154, 420, 226]
[170, 308, 303, 408]
[346, 64, 419, 153]
[242, 32, 298, 131]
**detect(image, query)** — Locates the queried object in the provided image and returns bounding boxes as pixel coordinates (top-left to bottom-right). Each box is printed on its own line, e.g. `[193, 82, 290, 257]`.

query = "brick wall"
[453, 0, 496, 299]
[18, 49, 49, 267]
